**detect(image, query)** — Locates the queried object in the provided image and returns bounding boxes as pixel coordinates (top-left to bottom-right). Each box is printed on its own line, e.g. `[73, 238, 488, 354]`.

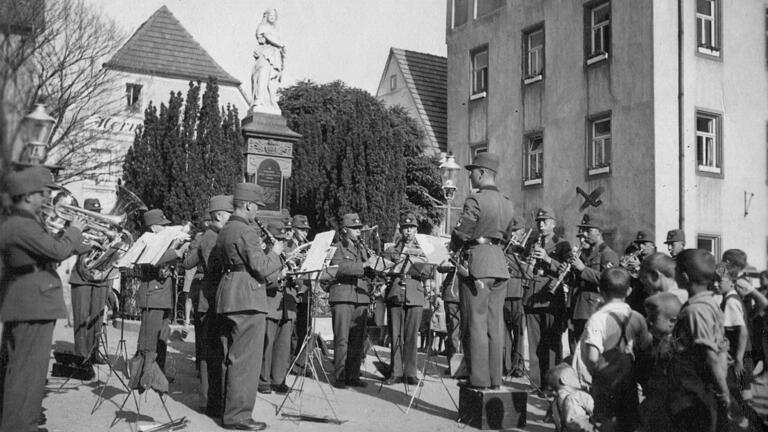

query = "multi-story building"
[446, 0, 768, 267]
[64, 5, 248, 211]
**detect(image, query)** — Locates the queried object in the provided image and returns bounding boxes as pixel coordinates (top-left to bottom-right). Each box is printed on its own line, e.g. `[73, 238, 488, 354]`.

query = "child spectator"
[429, 295, 447, 355]
[754, 271, 768, 377]
[636, 292, 682, 432]
[638, 252, 688, 305]
[572, 267, 651, 432]
[669, 249, 730, 432]
[545, 363, 596, 432]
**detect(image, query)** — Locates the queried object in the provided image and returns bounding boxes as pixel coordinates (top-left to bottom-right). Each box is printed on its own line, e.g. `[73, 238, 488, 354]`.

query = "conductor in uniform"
[211, 183, 282, 431]
[0, 167, 89, 431]
[569, 214, 619, 342]
[450, 152, 515, 390]
[328, 213, 376, 388]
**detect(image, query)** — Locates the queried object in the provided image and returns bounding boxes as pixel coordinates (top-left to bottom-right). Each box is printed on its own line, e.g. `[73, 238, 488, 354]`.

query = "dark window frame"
[522, 24, 545, 84]
[522, 132, 544, 187]
[584, 1, 611, 66]
[470, 45, 489, 98]
[695, 109, 723, 178]
[586, 112, 612, 177]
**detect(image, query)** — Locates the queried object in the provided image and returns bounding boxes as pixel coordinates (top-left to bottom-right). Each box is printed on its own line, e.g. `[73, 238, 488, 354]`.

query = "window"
[523, 27, 544, 83]
[471, 47, 489, 98]
[452, 0, 469, 28]
[475, 0, 504, 18]
[587, 115, 611, 175]
[523, 134, 543, 186]
[390, 75, 397, 91]
[471, 146, 488, 160]
[697, 234, 721, 258]
[696, 111, 721, 174]
[586, 2, 610, 64]
[125, 83, 142, 112]
[696, 0, 720, 56]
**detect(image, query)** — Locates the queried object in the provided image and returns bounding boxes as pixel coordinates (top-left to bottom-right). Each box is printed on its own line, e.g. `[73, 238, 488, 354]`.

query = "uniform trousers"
[293, 300, 309, 367]
[503, 298, 524, 374]
[444, 301, 462, 364]
[220, 312, 265, 425]
[260, 318, 294, 386]
[387, 304, 423, 378]
[459, 277, 507, 387]
[204, 313, 224, 416]
[71, 283, 107, 359]
[0, 320, 55, 432]
[525, 309, 563, 388]
[330, 303, 368, 382]
[137, 308, 171, 372]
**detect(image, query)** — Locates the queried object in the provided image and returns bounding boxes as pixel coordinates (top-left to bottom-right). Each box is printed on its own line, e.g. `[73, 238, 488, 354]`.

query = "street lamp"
[439, 152, 461, 235]
[18, 103, 56, 166]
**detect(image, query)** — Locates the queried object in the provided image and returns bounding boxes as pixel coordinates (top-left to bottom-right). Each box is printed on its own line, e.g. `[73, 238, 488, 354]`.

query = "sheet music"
[117, 225, 188, 268]
[415, 234, 451, 265]
[297, 230, 336, 274]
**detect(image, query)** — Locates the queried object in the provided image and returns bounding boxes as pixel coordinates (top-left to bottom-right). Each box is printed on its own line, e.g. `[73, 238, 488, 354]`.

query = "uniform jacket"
[441, 269, 460, 303]
[263, 245, 297, 321]
[327, 237, 371, 305]
[211, 215, 283, 314]
[572, 242, 619, 320]
[182, 227, 220, 313]
[135, 247, 179, 309]
[68, 254, 112, 287]
[383, 237, 431, 307]
[523, 235, 571, 310]
[0, 208, 87, 321]
[450, 185, 515, 280]
[505, 251, 527, 299]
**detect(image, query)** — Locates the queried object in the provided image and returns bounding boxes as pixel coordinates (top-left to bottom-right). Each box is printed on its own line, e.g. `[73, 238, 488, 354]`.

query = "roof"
[386, 48, 447, 152]
[104, 5, 240, 87]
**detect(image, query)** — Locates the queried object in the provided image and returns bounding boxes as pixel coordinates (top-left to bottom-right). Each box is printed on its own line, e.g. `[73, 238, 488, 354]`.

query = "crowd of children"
[546, 248, 768, 432]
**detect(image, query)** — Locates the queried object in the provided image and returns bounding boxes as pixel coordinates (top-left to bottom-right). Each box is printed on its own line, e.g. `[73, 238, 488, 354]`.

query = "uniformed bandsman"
[69, 198, 112, 365]
[259, 221, 295, 395]
[450, 152, 515, 390]
[523, 207, 571, 388]
[0, 167, 89, 431]
[209, 183, 282, 431]
[287, 214, 312, 375]
[383, 213, 430, 386]
[665, 229, 685, 258]
[135, 209, 187, 373]
[328, 213, 376, 388]
[440, 266, 462, 375]
[181, 194, 232, 416]
[569, 213, 619, 341]
[502, 216, 527, 378]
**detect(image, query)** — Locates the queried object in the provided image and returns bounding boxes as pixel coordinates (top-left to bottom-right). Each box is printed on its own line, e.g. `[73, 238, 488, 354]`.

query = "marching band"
[2, 151, 767, 431]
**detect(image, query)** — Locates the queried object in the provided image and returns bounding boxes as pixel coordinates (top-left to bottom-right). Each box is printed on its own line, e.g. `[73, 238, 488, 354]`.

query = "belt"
[224, 264, 247, 273]
[465, 237, 501, 247]
[8, 263, 48, 276]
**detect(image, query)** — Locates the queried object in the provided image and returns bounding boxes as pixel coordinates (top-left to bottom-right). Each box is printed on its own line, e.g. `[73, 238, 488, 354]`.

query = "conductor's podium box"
[458, 386, 527, 430]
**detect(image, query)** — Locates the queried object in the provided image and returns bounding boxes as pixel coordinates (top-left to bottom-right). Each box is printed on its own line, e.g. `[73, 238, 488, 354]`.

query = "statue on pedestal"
[251, 8, 285, 115]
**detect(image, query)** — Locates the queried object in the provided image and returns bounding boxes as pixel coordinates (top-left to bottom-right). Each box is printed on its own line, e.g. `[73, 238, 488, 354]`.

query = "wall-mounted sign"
[256, 158, 283, 212]
[247, 138, 293, 158]
[84, 115, 143, 137]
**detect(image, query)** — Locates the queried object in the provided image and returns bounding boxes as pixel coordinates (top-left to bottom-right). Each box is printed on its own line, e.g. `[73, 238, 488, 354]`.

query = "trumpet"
[619, 248, 643, 277]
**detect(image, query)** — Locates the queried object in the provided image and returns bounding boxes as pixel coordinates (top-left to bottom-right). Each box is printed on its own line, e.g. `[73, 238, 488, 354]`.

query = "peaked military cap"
[208, 194, 234, 213]
[83, 198, 102, 213]
[233, 183, 265, 206]
[510, 216, 525, 230]
[143, 208, 171, 226]
[267, 221, 288, 240]
[577, 213, 604, 230]
[4, 166, 55, 197]
[535, 207, 555, 221]
[665, 229, 685, 244]
[633, 230, 655, 244]
[465, 152, 500, 173]
[399, 212, 418, 228]
[291, 214, 310, 229]
[342, 213, 363, 228]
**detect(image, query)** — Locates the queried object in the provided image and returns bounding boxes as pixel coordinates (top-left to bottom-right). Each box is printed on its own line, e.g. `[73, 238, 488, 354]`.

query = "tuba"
[42, 185, 147, 282]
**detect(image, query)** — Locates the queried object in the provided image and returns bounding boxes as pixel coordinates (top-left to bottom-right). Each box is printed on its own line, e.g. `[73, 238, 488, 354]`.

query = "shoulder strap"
[719, 290, 739, 312]
[607, 311, 630, 347]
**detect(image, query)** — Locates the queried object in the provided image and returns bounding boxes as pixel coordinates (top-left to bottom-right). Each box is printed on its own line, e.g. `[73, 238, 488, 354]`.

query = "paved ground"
[40, 320, 768, 431]
[42, 320, 551, 432]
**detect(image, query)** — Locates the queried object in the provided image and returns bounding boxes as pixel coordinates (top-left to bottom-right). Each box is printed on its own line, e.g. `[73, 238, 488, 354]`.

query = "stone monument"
[242, 8, 300, 221]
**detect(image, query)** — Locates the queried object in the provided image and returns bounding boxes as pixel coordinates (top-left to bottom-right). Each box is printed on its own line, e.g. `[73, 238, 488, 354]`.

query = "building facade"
[446, 0, 768, 267]
[64, 5, 248, 211]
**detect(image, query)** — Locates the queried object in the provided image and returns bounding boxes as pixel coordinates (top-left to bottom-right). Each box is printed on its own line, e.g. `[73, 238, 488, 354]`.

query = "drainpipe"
[677, 0, 685, 231]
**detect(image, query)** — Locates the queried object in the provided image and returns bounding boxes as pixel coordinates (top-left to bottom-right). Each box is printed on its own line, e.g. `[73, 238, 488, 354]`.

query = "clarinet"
[526, 235, 546, 277]
[253, 217, 288, 263]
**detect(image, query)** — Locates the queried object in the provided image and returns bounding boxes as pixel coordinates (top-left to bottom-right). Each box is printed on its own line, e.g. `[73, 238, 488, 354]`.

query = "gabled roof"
[385, 48, 447, 153]
[104, 5, 240, 87]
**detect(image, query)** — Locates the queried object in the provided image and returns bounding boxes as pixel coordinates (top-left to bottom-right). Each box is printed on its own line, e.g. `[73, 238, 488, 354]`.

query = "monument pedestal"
[458, 386, 527, 430]
[241, 112, 301, 223]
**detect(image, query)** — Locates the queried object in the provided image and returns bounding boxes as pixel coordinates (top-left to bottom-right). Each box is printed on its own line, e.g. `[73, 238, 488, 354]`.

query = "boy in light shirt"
[572, 267, 651, 432]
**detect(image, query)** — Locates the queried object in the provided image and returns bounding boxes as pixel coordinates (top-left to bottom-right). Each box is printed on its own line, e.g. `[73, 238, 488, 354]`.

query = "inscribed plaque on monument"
[256, 158, 282, 212]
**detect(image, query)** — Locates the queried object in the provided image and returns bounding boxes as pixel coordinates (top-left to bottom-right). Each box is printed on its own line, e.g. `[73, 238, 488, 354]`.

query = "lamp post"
[439, 152, 461, 236]
[18, 103, 56, 167]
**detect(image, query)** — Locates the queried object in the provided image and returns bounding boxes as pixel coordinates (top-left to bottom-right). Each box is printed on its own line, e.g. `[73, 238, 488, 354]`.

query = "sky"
[85, 0, 448, 95]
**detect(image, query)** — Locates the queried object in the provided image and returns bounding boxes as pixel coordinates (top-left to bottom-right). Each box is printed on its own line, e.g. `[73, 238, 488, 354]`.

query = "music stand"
[91, 308, 136, 414]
